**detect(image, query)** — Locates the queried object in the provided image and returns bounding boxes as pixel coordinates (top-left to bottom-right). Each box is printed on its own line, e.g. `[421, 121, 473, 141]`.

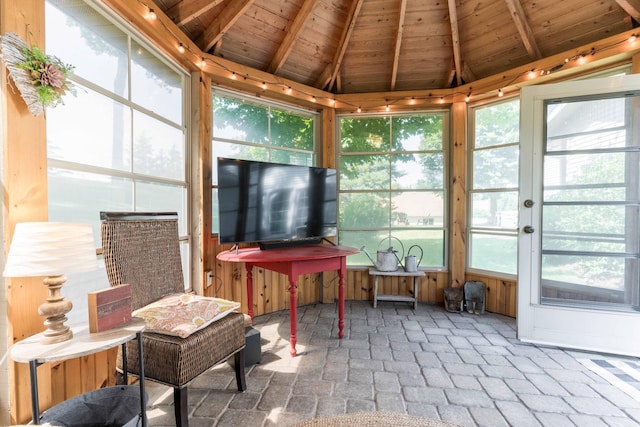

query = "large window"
[338, 113, 448, 267]
[468, 99, 520, 275]
[212, 90, 318, 234]
[45, 0, 189, 317]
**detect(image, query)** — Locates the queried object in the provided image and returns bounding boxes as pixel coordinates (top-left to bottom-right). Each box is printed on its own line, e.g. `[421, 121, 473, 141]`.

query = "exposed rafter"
[315, 0, 365, 90]
[390, 0, 408, 91]
[447, 0, 462, 87]
[268, 0, 319, 74]
[166, 0, 225, 27]
[145, 0, 636, 94]
[196, 0, 255, 53]
[615, 0, 640, 22]
[503, 0, 542, 59]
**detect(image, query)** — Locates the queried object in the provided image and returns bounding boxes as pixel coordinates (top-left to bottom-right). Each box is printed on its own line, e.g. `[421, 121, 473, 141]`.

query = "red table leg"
[338, 259, 345, 339]
[289, 276, 299, 356]
[246, 263, 254, 321]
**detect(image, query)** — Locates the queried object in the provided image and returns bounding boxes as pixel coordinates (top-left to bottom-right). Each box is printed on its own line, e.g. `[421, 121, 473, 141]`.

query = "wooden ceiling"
[150, 0, 640, 94]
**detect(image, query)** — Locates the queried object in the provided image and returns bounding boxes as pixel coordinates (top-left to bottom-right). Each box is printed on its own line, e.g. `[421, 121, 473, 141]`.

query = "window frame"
[45, 0, 191, 302]
[211, 88, 320, 236]
[336, 110, 450, 270]
[467, 96, 521, 278]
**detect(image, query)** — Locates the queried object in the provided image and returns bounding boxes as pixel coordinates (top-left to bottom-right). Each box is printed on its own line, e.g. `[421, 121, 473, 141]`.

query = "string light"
[134, 4, 640, 113]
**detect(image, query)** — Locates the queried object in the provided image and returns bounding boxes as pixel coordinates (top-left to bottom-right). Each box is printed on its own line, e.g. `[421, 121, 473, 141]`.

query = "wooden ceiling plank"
[268, 0, 319, 74]
[390, 0, 408, 90]
[615, 0, 640, 22]
[447, 0, 462, 87]
[197, 0, 256, 53]
[319, 0, 365, 89]
[166, 0, 225, 27]
[503, 0, 542, 59]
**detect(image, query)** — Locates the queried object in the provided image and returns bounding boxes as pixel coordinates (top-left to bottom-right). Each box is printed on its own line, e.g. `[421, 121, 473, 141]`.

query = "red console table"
[217, 244, 359, 356]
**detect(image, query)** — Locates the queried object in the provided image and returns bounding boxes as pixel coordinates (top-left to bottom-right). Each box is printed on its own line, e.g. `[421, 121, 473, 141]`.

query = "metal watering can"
[361, 236, 404, 271]
[404, 245, 423, 272]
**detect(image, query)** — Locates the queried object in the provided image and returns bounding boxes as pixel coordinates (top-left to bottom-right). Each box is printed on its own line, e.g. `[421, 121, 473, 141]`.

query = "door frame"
[518, 74, 640, 357]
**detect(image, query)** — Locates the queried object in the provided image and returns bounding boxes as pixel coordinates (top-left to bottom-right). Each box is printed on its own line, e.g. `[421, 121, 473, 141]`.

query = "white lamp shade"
[4, 222, 98, 277]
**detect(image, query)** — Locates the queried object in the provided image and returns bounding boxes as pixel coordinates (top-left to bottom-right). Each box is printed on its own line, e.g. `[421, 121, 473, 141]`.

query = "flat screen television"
[217, 157, 338, 249]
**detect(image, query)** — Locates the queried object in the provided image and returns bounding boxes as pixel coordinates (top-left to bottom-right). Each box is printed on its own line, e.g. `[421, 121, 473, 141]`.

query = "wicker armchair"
[100, 212, 246, 427]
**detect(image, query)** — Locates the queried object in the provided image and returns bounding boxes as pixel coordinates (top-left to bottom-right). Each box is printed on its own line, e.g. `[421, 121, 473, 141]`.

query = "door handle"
[523, 226, 535, 234]
[524, 199, 534, 208]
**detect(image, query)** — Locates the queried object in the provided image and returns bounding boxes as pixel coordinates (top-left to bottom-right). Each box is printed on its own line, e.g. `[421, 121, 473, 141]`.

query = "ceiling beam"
[447, 0, 462, 87]
[166, 0, 225, 27]
[315, 0, 365, 90]
[503, 0, 542, 59]
[197, 0, 255, 53]
[615, 0, 640, 22]
[390, 0, 408, 91]
[268, 0, 319, 74]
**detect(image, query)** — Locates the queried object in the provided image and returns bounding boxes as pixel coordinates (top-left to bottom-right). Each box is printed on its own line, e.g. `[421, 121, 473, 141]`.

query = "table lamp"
[4, 222, 97, 344]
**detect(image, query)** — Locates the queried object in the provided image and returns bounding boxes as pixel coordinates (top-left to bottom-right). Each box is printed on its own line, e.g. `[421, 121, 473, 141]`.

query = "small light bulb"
[465, 94, 471, 102]
[330, 99, 335, 105]
[231, 72, 237, 80]
[385, 105, 390, 112]
[528, 69, 536, 79]
[177, 43, 185, 53]
[357, 107, 362, 113]
[630, 35, 637, 43]
[147, 8, 157, 20]
[498, 89, 504, 97]
[261, 82, 267, 90]
[311, 96, 317, 102]
[200, 57, 206, 67]
[439, 97, 444, 104]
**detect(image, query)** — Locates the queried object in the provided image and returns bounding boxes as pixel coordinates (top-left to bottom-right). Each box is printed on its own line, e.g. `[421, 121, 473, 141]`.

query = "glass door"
[518, 74, 640, 357]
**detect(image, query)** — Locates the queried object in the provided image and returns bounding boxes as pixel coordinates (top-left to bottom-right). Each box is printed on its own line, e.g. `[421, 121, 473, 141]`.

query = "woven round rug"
[294, 412, 462, 427]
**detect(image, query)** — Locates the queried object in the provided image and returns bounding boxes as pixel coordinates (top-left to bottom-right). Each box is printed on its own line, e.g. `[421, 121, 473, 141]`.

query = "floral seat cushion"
[132, 293, 241, 338]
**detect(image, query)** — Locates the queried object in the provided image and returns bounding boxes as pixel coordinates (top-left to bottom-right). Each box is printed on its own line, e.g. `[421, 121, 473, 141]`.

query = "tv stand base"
[258, 238, 322, 250]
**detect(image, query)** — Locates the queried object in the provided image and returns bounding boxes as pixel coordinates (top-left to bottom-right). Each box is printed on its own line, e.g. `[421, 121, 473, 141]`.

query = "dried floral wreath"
[0, 32, 75, 116]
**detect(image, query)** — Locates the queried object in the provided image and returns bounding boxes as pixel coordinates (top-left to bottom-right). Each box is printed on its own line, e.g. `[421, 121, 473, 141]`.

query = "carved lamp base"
[38, 274, 73, 344]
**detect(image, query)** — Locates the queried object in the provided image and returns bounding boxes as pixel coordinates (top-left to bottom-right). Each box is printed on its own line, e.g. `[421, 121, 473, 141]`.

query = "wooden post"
[450, 102, 467, 288]
[1, 1, 49, 423]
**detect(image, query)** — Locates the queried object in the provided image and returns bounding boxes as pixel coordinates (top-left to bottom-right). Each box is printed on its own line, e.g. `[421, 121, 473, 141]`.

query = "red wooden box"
[88, 284, 132, 333]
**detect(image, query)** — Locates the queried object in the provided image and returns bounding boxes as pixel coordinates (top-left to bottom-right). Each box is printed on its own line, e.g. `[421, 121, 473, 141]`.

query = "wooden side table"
[10, 317, 147, 426]
[369, 268, 425, 309]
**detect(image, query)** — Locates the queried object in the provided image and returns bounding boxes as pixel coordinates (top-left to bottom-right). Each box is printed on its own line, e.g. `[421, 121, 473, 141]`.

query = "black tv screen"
[217, 157, 338, 246]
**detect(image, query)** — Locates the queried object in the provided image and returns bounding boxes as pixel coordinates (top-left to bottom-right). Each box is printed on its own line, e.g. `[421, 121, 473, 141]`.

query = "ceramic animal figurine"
[443, 286, 464, 312]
